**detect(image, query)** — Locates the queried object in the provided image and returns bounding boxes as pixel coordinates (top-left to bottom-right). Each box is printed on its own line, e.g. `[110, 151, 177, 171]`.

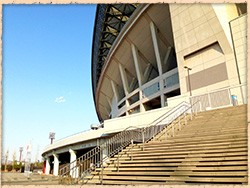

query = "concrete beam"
[131, 44, 144, 86]
[111, 80, 119, 102]
[150, 21, 163, 75]
[106, 96, 112, 108]
[150, 21, 165, 107]
[118, 63, 130, 96]
[163, 46, 172, 65]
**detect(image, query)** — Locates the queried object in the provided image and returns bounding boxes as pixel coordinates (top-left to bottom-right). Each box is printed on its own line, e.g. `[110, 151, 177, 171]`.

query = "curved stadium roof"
[91, 4, 139, 121]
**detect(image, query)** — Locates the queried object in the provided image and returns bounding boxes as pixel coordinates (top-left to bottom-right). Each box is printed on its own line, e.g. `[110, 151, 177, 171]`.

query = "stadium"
[42, 3, 248, 185]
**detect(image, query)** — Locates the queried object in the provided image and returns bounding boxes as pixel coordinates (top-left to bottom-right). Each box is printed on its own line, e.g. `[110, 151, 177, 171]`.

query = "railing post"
[172, 124, 174, 137]
[240, 85, 245, 104]
[101, 161, 104, 185]
[208, 93, 212, 109]
[142, 130, 145, 151]
[228, 88, 232, 105]
[131, 139, 133, 161]
[117, 153, 119, 172]
[178, 116, 181, 130]
[190, 107, 193, 120]
[165, 126, 168, 140]
[185, 113, 187, 125]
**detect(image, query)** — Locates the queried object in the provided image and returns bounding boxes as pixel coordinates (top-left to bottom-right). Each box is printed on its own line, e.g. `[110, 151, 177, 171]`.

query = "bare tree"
[4, 150, 9, 172]
[12, 151, 16, 171]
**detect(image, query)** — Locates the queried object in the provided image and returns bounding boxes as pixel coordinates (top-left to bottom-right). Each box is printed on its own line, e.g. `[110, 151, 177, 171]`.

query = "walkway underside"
[84, 105, 248, 185]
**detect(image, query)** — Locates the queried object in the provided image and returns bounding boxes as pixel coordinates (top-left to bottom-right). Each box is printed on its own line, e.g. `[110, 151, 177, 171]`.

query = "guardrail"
[59, 101, 199, 184]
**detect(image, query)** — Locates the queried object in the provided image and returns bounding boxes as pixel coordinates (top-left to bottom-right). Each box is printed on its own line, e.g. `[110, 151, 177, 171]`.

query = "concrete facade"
[94, 4, 247, 121]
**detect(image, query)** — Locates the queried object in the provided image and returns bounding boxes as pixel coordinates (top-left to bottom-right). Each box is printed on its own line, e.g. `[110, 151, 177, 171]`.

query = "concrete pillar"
[106, 96, 112, 108]
[139, 90, 146, 112]
[132, 44, 146, 113]
[53, 154, 59, 176]
[104, 107, 110, 117]
[45, 157, 51, 175]
[111, 80, 119, 102]
[101, 140, 110, 167]
[150, 21, 165, 107]
[131, 44, 144, 86]
[118, 63, 130, 96]
[163, 46, 172, 65]
[69, 149, 78, 178]
[150, 21, 163, 75]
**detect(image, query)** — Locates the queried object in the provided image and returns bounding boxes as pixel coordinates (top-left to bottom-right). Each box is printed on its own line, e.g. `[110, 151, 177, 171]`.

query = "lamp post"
[49, 132, 55, 144]
[184, 66, 192, 96]
[19, 147, 23, 163]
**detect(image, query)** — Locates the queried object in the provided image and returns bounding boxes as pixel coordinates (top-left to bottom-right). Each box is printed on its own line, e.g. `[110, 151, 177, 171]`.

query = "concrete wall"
[103, 96, 189, 134]
[230, 14, 247, 85]
[169, 4, 241, 97]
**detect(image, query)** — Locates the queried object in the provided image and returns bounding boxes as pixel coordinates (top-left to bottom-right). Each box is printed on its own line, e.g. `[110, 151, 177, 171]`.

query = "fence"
[190, 84, 246, 112]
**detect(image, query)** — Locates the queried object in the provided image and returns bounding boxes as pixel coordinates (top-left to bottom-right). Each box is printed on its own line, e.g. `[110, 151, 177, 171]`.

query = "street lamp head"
[49, 132, 55, 139]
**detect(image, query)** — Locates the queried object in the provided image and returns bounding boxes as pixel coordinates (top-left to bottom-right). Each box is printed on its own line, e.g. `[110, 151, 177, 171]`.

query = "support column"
[150, 21, 165, 107]
[101, 142, 109, 167]
[163, 46, 172, 65]
[104, 107, 110, 117]
[45, 157, 51, 175]
[69, 149, 77, 178]
[131, 44, 144, 86]
[53, 154, 59, 176]
[132, 44, 146, 113]
[139, 90, 145, 112]
[150, 22, 163, 75]
[111, 80, 119, 102]
[106, 96, 112, 108]
[118, 63, 130, 96]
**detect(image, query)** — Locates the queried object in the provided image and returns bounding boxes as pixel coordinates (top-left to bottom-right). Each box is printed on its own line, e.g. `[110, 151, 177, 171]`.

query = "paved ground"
[1, 172, 60, 185]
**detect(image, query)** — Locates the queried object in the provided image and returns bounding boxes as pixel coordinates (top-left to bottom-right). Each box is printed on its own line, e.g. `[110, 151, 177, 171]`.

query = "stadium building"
[42, 3, 248, 185]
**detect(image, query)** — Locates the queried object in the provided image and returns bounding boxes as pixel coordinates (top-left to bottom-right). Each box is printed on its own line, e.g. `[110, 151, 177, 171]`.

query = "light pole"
[184, 66, 192, 96]
[49, 132, 55, 144]
[19, 147, 23, 163]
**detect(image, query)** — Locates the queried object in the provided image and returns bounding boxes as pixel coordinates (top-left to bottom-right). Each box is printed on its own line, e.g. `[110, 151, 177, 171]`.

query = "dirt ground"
[1, 172, 60, 185]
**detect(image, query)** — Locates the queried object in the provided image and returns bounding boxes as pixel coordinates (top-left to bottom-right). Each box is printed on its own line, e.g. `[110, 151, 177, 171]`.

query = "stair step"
[114, 148, 247, 158]
[121, 144, 247, 155]
[88, 175, 247, 183]
[142, 137, 247, 147]
[158, 132, 246, 142]
[86, 179, 176, 185]
[96, 165, 248, 172]
[108, 156, 247, 164]
[126, 140, 247, 151]
[91, 170, 247, 176]
[177, 127, 246, 134]
[108, 160, 247, 167]
[110, 151, 247, 161]
[175, 128, 246, 134]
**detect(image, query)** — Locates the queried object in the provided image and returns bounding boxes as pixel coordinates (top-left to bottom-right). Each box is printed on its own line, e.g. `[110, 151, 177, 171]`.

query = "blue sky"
[3, 4, 98, 162]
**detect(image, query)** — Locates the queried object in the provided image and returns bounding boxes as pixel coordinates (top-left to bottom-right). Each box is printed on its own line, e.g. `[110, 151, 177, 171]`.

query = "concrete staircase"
[84, 105, 248, 185]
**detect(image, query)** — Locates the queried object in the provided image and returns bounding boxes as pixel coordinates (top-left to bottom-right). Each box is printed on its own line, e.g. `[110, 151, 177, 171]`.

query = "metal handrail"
[59, 100, 198, 184]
